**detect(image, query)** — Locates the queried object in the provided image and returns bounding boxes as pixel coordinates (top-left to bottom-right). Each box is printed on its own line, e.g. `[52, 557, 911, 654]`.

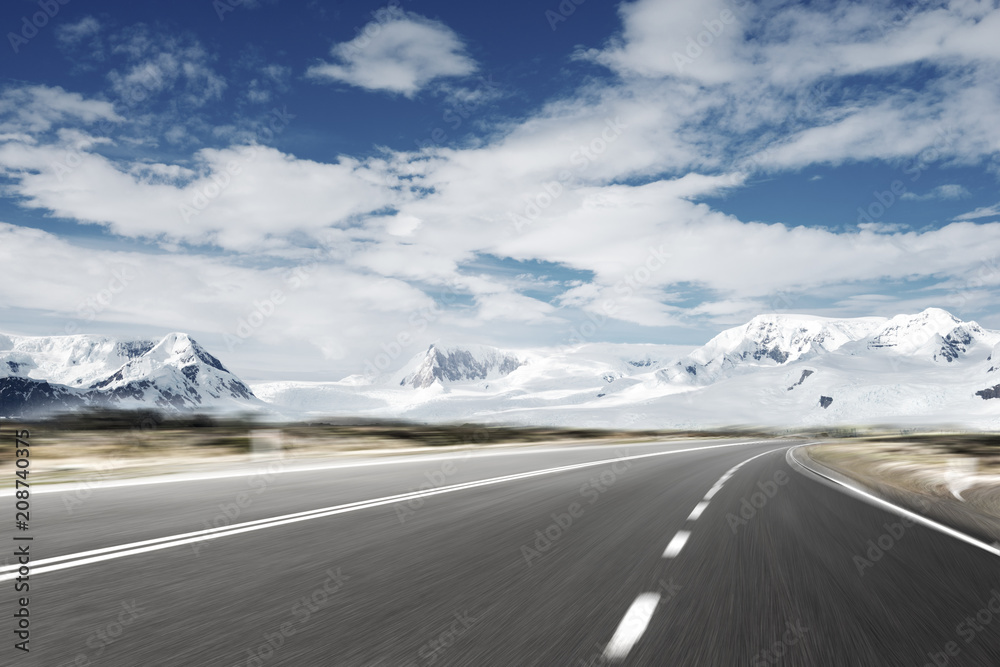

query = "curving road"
[2, 438, 999, 666]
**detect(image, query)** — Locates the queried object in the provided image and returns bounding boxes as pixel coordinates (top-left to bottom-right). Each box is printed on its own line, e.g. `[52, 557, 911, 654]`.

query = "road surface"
[2, 438, 999, 665]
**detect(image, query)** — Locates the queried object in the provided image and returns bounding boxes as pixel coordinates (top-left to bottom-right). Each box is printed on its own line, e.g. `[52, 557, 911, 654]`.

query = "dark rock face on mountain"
[787, 369, 814, 391]
[976, 385, 1000, 400]
[819, 396, 833, 409]
[0, 377, 86, 417]
[935, 329, 974, 363]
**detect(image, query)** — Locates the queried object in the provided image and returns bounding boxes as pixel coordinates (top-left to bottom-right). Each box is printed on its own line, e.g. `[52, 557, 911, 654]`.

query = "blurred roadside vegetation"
[0, 408, 783, 462]
[1, 409, 996, 463]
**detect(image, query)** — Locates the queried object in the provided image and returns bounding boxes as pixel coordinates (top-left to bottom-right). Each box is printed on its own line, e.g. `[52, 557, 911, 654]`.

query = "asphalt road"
[2, 438, 999, 666]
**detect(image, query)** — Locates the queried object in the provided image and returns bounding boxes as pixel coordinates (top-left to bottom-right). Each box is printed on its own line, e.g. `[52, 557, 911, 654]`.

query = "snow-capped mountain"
[397, 343, 523, 388]
[658, 312, 885, 385]
[0, 332, 259, 417]
[254, 309, 1000, 429]
[659, 308, 999, 385]
[9, 309, 999, 428]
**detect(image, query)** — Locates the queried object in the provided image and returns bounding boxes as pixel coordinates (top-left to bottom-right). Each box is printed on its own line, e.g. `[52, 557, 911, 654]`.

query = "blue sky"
[2, 0, 1000, 379]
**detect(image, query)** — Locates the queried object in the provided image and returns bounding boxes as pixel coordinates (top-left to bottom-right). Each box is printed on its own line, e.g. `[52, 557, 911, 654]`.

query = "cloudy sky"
[2, 0, 999, 380]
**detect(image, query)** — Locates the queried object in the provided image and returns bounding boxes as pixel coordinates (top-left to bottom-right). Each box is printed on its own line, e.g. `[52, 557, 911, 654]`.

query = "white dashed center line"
[599, 442, 802, 663]
[662, 530, 691, 558]
[687, 501, 709, 521]
[603, 593, 661, 661]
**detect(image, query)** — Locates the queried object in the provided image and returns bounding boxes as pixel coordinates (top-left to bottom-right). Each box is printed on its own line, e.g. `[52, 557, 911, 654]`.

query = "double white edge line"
[0, 439, 771, 583]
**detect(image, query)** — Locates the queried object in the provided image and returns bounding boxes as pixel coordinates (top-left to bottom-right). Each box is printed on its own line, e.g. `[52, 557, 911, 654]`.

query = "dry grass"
[809, 437, 1000, 519]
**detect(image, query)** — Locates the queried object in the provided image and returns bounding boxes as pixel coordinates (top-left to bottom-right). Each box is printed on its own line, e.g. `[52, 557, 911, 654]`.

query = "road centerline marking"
[0, 439, 780, 581]
[662, 530, 691, 558]
[603, 593, 661, 661]
[687, 501, 709, 521]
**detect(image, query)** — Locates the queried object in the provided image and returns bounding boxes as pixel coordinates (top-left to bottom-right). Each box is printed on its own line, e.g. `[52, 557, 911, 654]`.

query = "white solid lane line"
[787, 445, 1000, 559]
[662, 530, 691, 558]
[603, 593, 661, 661]
[0, 439, 775, 581]
[687, 501, 709, 521]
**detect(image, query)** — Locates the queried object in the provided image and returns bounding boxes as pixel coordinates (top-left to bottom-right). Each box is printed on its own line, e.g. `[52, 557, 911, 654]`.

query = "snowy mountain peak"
[253, 307, 1000, 430]
[657, 308, 1000, 386]
[661, 312, 885, 385]
[868, 308, 961, 349]
[866, 308, 998, 362]
[399, 343, 523, 389]
[0, 331, 258, 417]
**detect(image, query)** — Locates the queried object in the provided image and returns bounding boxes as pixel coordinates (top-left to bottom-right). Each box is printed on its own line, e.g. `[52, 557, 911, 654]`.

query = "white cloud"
[589, 0, 748, 83]
[0, 137, 394, 252]
[5, 1, 1000, 373]
[592, 0, 1000, 85]
[0, 86, 120, 135]
[0, 223, 447, 375]
[900, 184, 970, 201]
[307, 12, 477, 97]
[953, 202, 1000, 221]
[108, 28, 227, 109]
[57, 16, 101, 46]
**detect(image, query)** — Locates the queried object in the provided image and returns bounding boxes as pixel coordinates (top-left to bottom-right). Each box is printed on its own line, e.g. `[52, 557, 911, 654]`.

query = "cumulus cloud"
[0, 137, 394, 252]
[0, 223, 447, 375]
[307, 12, 477, 96]
[5, 1, 1000, 373]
